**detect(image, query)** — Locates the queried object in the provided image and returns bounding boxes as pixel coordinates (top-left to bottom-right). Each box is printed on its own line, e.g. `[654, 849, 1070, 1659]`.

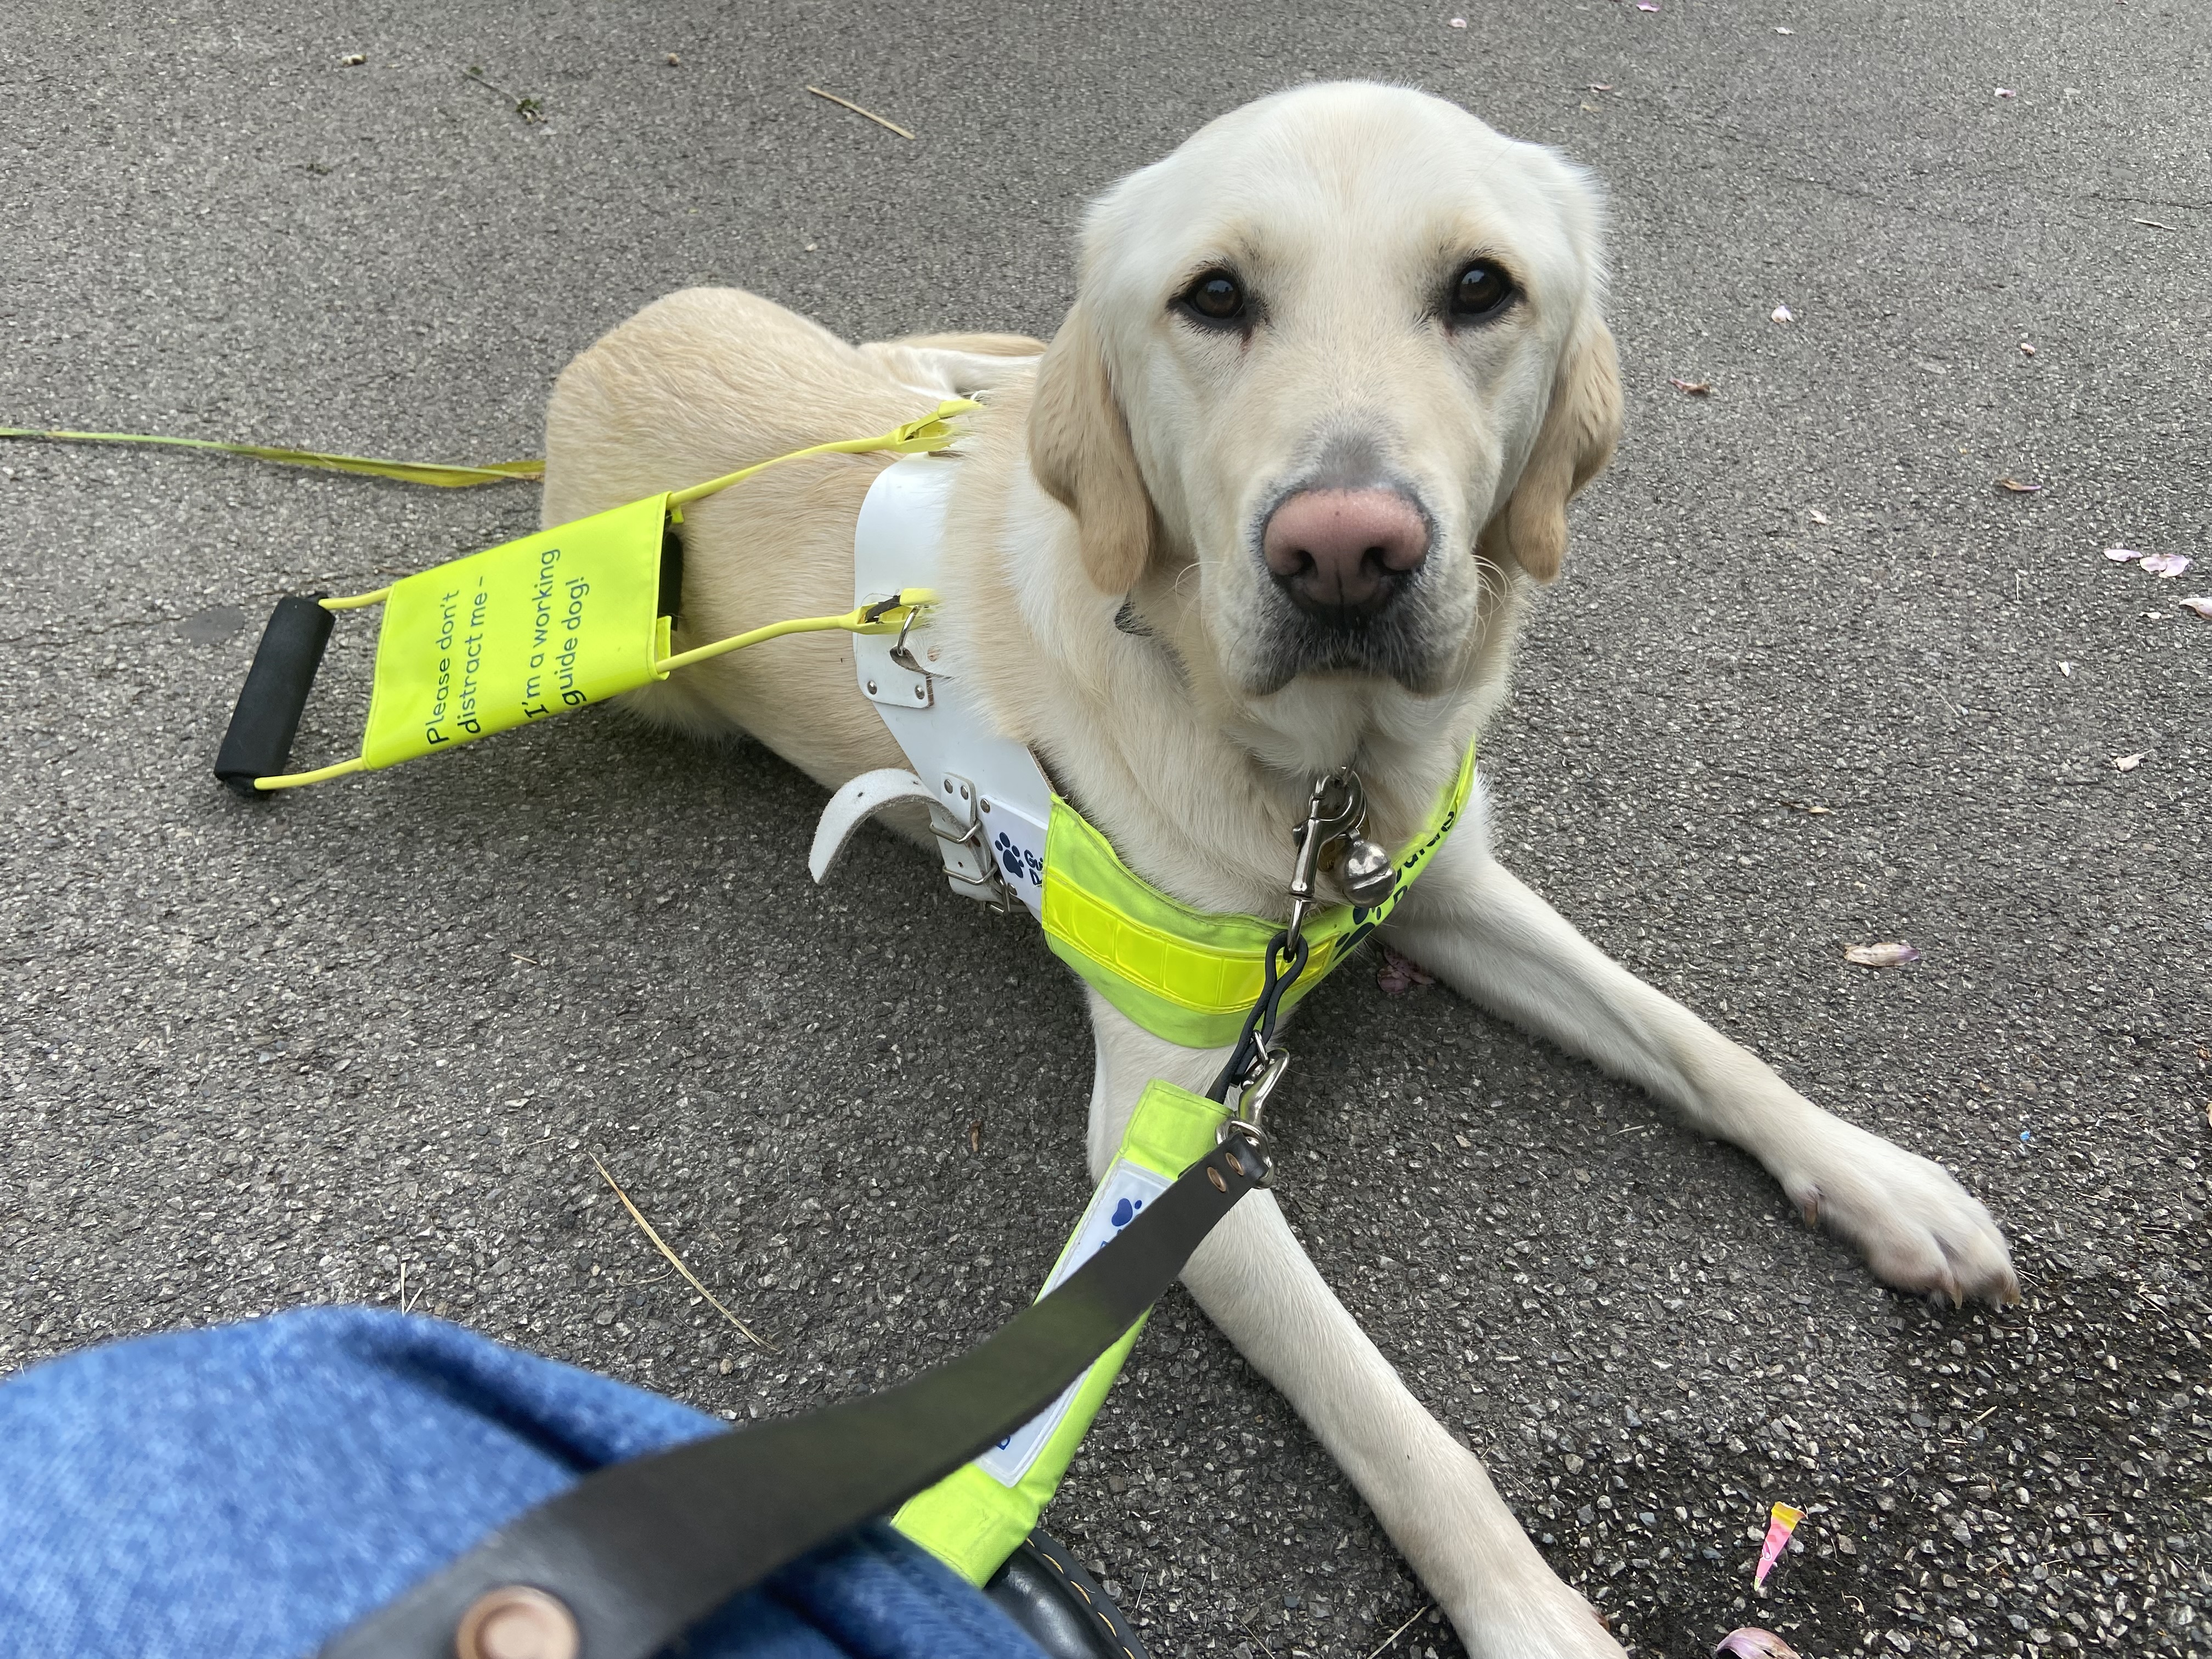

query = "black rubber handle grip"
[213, 595, 334, 798]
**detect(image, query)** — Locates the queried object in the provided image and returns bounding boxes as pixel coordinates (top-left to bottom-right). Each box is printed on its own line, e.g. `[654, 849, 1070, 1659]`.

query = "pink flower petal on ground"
[1770, 304, 1794, 323]
[1995, 87, 2017, 98]
[1671, 377, 1712, 394]
[1449, 15, 1467, 26]
[1844, 942, 1921, 967]
[2113, 753, 2144, 771]
[2140, 551, 2192, 578]
[1996, 477, 2043, 493]
[1377, 944, 1437, 995]
[1637, 2, 1659, 10]
[2104, 547, 2146, 562]
[2179, 595, 2212, 622]
[1716, 1630, 1803, 1659]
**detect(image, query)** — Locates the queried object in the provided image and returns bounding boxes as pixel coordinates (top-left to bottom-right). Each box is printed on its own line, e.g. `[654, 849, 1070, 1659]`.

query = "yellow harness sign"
[222, 399, 974, 793]
[360, 494, 671, 770]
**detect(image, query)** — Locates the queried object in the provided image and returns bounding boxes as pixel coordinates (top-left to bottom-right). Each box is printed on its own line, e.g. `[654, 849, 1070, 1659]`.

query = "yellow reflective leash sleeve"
[891, 1079, 1232, 1584]
[1039, 739, 1477, 1047]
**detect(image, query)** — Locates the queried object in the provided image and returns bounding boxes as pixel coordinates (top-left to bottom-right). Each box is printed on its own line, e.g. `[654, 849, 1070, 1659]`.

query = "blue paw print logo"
[994, 832, 1043, 887]
[1109, 1195, 1145, 1229]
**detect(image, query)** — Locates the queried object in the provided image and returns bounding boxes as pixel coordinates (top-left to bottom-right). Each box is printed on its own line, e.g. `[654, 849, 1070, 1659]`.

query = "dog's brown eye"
[1180, 269, 1248, 324]
[1449, 259, 1515, 323]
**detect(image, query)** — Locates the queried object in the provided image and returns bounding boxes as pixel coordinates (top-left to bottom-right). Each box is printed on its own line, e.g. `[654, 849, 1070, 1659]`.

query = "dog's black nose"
[1262, 488, 1428, 619]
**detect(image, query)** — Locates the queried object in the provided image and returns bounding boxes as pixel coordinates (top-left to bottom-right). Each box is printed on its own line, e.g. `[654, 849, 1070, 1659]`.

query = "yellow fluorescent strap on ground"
[249, 400, 975, 789]
[0, 426, 542, 487]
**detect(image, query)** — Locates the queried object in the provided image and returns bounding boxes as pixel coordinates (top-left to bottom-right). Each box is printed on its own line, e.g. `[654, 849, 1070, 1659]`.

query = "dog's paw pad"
[1785, 1119, 2018, 1307]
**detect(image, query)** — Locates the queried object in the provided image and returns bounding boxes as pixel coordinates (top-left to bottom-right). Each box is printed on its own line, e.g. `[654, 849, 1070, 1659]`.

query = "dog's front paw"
[1448, 1572, 1627, 1659]
[1776, 1113, 2018, 1306]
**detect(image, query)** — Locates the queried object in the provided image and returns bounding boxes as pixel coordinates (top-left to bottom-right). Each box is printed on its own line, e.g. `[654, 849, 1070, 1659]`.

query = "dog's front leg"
[1086, 995, 1625, 1659]
[1382, 817, 2018, 1306]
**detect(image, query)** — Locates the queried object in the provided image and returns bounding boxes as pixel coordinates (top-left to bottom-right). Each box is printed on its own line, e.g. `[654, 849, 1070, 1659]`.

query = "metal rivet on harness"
[1206, 1167, 1227, 1193]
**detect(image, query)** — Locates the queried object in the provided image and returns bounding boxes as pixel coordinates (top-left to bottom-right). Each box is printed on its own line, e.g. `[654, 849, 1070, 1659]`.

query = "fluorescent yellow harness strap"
[1039, 740, 1477, 1048]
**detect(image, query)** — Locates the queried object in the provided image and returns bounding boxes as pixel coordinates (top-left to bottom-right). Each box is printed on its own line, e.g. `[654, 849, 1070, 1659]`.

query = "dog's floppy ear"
[1483, 314, 1621, 585]
[1028, 300, 1159, 594]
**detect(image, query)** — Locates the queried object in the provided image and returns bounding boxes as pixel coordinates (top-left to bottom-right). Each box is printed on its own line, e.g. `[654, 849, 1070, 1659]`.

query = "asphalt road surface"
[3, 4, 2207, 1656]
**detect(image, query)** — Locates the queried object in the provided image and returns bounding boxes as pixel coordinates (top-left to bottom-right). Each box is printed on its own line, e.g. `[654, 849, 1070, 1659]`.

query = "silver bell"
[1339, 835, 1397, 908]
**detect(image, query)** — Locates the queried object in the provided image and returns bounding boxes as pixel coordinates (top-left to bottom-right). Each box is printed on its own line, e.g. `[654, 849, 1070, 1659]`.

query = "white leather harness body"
[807, 455, 1054, 917]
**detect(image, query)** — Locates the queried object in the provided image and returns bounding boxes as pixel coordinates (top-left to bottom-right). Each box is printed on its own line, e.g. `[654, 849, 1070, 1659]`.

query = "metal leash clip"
[1291, 766, 1398, 916]
[1216, 1044, 1287, 1186]
[1208, 762, 1389, 1176]
[1284, 769, 1365, 940]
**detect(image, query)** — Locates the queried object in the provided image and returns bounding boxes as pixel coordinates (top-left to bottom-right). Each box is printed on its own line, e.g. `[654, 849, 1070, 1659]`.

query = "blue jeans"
[0, 1307, 1046, 1659]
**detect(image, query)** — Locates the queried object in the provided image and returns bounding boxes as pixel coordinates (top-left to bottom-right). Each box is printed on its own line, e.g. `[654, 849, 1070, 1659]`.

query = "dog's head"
[1030, 83, 1618, 721]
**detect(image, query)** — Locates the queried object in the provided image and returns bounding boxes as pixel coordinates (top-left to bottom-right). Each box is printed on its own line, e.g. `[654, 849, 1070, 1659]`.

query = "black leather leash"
[318, 1130, 1270, 1659]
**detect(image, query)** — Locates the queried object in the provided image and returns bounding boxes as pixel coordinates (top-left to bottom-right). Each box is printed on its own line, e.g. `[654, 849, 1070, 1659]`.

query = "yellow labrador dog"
[544, 82, 2016, 1659]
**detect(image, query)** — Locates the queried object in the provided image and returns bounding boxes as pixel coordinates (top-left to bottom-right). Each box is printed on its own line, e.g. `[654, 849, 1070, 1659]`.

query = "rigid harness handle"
[213, 595, 335, 799]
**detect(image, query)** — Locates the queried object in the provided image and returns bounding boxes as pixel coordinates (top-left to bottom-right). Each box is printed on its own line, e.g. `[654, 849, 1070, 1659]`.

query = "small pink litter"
[1754, 1501, 1804, 1588]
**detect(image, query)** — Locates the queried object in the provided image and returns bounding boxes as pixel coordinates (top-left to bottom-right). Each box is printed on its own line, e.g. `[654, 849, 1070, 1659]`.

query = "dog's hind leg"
[1084, 997, 1626, 1659]
[1381, 821, 2019, 1307]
